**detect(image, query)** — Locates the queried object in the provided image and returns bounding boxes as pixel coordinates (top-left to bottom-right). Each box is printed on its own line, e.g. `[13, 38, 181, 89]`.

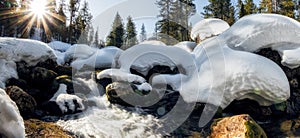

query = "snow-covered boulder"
[174, 41, 197, 52]
[117, 44, 193, 76]
[0, 37, 57, 66]
[140, 40, 167, 46]
[48, 41, 71, 52]
[64, 44, 96, 63]
[191, 18, 230, 42]
[0, 59, 18, 88]
[0, 88, 25, 138]
[69, 46, 123, 70]
[186, 37, 290, 108]
[219, 14, 300, 69]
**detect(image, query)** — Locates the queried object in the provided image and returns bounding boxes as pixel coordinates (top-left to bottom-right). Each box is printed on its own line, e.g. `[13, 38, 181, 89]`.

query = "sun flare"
[29, 0, 48, 19]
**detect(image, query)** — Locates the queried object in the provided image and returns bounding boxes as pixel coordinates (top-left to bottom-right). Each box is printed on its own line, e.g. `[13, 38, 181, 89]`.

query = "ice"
[191, 18, 230, 41]
[0, 88, 25, 138]
[0, 37, 56, 66]
[48, 41, 71, 52]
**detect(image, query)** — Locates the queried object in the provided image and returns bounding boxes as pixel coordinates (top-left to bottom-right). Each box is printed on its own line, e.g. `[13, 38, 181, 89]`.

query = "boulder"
[54, 65, 73, 76]
[5, 86, 37, 119]
[210, 114, 267, 138]
[29, 67, 58, 88]
[25, 119, 73, 138]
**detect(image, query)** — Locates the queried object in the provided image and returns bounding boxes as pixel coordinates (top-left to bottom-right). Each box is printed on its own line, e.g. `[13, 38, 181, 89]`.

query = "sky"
[86, 0, 260, 40]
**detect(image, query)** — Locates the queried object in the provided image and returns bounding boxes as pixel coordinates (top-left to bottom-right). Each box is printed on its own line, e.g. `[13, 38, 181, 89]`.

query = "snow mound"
[191, 18, 230, 41]
[187, 37, 290, 108]
[64, 44, 96, 63]
[50, 84, 85, 114]
[174, 41, 197, 52]
[0, 37, 56, 66]
[70, 46, 123, 70]
[53, 50, 65, 65]
[97, 69, 147, 84]
[0, 59, 18, 88]
[282, 47, 300, 68]
[140, 40, 167, 46]
[220, 14, 300, 52]
[117, 44, 194, 76]
[0, 88, 25, 138]
[48, 41, 71, 52]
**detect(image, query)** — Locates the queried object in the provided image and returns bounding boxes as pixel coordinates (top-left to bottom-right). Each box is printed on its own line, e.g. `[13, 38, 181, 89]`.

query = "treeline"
[0, 0, 99, 46]
[203, 0, 300, 25]
[105, 13, 148, 49]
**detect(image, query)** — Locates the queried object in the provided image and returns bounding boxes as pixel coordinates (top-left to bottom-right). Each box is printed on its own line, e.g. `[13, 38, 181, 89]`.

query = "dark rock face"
[255, 48, 300, 116]
[29, 67, 58, 89]
[54, 65, 73, 76]
[5, 86, 37, 119]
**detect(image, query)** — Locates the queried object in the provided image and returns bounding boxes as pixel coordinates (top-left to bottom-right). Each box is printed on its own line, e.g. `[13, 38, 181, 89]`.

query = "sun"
[29, 0, 48, 19]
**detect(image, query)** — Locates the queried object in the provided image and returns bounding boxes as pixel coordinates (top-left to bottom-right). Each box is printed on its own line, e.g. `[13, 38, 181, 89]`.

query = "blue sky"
[87, 0, 260, 40]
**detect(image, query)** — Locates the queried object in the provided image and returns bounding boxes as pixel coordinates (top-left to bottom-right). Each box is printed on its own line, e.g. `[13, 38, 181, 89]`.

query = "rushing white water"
[56, 78, 162, 138]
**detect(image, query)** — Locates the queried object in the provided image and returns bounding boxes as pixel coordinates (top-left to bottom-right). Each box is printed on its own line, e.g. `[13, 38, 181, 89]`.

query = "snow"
[185, 37, 290, 108]
[0, 37, 57, 66]
[50, 84, 85, 114]
[97, 69, 147, 84]
[65, 45, 123, 70]
[64, 44, 96, 63]
[135, 83, 152, 92]
[281, 47, 300, 69]
[191, 18, 230, 41]
[117, 43, 195, 76]
[53, 50, 65, 65]
[48, 41, 71, 52]
[174, 41, 197, 52]
[0, 59, 18, 89]
[0, 88, 25, 138]
[140, 40, 167, 46]
[220, 14, 300, 52]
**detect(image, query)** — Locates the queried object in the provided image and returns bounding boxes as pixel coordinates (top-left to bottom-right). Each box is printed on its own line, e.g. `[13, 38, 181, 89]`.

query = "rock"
[54, 65, 73, 76]
[5, 78, 29, 91]
[55, 75, 93, 95]
[0, 88, 25, 138]
[5, 86, 37, 119]
[260, 117, 300, 137]
[29, 67, 58, 88]
[106, 82, 137, 106]
[210, 114, 267, 138]
[24, 119, 73, 138]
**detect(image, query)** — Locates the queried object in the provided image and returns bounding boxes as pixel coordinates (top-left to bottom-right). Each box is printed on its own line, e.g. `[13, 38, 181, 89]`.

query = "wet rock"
[29, 67, 58, 88]
[5, 86, 37, 119]
[210, 114, 267, 138]
[25, 119, 73, 138]
[5, 78, 29, 91]
[260, 117, 300, 137]
[54, 65, 73, 76]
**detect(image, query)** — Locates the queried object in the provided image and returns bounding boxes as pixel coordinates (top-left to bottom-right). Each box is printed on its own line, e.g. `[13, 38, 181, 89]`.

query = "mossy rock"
[210, 114, 267, 138]
[25, 119, 73, 138]
[5, 86, 37, 119]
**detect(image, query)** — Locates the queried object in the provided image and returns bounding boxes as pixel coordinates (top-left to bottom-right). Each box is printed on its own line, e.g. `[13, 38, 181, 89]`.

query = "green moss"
[274, 102, 287, 112]
[245, 120, 267, 138]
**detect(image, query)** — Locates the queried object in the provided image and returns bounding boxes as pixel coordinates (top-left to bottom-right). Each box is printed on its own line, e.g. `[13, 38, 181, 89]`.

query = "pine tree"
[89, 26, 94, 45]
[124, 16, 138, 48]
[140, 23, 147, 42]
[202, 0, 235, 25]
[238, 0, 246, 18]
[68, 0, 80, 44]
[106, 12, 124, 48]
[0, 0, 18, 37]
[259, 0, 273, 13]
[279, 0, 295, 18]
[94, 27, 101, 48]
[244, 0, 257, 15]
